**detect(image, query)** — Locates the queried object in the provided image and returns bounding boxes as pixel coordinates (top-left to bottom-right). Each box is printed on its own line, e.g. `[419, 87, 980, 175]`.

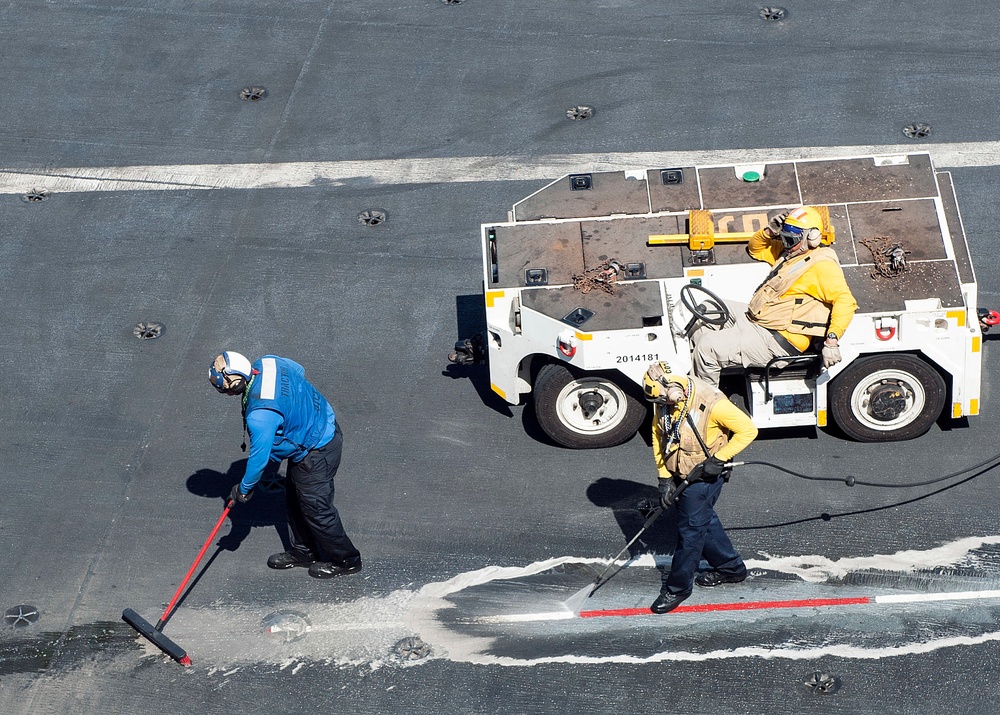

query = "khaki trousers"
[690, 300, 795, 386]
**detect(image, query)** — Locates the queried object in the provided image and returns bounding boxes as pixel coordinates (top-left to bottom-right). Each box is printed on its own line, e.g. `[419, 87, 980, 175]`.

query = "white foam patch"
[744, 535, 1000, 582]
[140, 536, 1000, 670]
[416, 556, 608, 600]
[400, 556, 607, 663]
[136, 590, 416, 670]
[474, 630, 1000, 666]
[403, 535, 1000, 666]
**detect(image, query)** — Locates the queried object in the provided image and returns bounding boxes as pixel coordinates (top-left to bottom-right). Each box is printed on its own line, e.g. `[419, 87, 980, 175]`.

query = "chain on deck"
[572, 259, 621, 294]
[860, 237, 911, 280]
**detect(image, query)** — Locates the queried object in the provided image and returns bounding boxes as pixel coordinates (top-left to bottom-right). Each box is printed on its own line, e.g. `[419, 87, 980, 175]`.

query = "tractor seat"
[743, 352, 822, 404]
[744, 353, 822, 381]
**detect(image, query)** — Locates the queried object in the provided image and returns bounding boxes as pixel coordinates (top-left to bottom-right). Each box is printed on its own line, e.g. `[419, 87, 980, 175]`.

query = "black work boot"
[308, 558, 363, 579]
[267, 551, 316, 570]
[650, 589, 690, 614]
[695, 569, 747, 588]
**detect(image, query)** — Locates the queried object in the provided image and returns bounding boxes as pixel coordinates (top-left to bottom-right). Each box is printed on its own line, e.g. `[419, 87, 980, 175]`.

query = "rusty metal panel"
[937, 171, 975, 285]
[513, 172, 651, 221]
[797, 154, 938, 205]
[647, 167, 701, 213]
[492, 222, 584, 288]
[581, 215, 685, 279]
[844, 261, 964, 313]
[848, 199, 947, 263]
[698, 163, 801, 209]
[520, 281, 663, 331]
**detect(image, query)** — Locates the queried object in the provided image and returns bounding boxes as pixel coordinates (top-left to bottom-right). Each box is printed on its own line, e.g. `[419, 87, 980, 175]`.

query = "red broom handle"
[156, 501, 234, 630]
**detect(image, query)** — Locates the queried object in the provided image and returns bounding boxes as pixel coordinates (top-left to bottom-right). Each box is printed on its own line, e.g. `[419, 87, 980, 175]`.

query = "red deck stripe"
[578, 596, 870, 619]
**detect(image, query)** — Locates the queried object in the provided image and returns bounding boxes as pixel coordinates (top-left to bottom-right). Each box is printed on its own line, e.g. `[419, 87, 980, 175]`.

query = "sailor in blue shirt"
[210, 351, 362, 579]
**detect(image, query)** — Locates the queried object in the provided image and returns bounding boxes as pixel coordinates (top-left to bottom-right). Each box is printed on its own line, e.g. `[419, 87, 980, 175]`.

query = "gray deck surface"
[3, 2, 1000, 713]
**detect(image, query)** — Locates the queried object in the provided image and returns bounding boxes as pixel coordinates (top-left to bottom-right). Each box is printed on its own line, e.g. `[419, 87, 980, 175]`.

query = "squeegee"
[122, 499, 233, 666]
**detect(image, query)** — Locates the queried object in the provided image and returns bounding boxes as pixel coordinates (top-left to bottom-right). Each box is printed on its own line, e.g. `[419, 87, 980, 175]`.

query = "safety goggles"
[778, 223, 805, 248]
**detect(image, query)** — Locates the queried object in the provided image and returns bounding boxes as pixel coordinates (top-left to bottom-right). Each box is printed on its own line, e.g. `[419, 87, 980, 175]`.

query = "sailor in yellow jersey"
[691, 206, 858, 385]
[643, 362, 758, 614]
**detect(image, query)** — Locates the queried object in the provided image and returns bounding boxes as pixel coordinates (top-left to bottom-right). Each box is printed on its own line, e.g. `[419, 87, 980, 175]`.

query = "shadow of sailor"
[586, 476, 678, 559]
[185, 459, 292, 553]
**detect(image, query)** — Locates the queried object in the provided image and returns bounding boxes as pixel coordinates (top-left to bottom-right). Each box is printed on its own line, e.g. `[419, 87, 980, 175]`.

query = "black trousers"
[662, 479, 744, 596]
[285, 427, 361, 564]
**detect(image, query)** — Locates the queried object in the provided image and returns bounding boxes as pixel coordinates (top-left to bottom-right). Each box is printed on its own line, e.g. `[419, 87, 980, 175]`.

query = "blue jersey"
[240, 356, 337, 492]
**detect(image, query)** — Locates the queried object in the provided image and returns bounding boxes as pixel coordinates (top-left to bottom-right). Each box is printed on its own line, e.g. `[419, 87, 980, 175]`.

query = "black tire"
[533, 363, 646, 449]
[828, 354, 946, 442]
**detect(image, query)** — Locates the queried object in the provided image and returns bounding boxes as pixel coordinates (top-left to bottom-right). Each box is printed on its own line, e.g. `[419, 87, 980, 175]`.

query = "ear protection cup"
[805, 227, 822, 248]
[209, 352, 252, 392]
[663, 383, 686, 404]
[209, 364, 226, 389]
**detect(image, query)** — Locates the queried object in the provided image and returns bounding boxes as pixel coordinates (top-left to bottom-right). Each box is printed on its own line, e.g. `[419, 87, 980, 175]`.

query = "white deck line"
[3, 141, 1000, 195]
[481, 612, 576, 623]
[874, 589, 1000, 604]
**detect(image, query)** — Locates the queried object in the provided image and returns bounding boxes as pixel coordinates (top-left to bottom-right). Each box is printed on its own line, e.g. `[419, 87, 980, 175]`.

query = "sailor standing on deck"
[643, 362, 758, 614]
[209, 351, 362, 580]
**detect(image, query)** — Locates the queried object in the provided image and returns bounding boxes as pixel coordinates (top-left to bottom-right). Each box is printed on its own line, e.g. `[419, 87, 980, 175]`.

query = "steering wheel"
[679, 283, 731, 327]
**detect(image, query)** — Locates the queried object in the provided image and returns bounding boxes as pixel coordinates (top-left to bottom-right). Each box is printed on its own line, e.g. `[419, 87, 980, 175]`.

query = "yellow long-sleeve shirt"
[748, 228, 858, 352]
[652, 398, 758, 479]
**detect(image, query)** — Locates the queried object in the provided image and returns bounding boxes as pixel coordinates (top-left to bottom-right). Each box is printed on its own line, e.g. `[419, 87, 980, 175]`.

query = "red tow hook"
[979, 309, 1000, 332]
[557, 330, 577, 358]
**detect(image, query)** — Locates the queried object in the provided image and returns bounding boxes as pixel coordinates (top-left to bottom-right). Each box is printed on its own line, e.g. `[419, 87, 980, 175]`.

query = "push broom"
[122, 499, 234, 666]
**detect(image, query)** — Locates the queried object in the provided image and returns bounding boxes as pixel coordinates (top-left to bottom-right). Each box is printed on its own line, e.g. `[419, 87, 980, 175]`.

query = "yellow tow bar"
[648, 207, 834, 251]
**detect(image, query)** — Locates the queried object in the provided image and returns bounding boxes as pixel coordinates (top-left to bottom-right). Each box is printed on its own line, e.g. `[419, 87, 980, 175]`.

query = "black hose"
[737, 452, 1000, 488]
[729, 462, 994, 532]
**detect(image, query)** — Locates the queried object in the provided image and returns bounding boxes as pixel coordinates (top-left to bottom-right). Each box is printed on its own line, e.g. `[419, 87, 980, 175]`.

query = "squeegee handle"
[155, 500, 234, 630]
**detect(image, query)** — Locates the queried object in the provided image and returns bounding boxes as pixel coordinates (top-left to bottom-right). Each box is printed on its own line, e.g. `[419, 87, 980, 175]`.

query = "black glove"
[229, 483, 253, 504]
[702, 455, 726, 479]
[657, 478, 673, 509]
[686, 456, 725, 484]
